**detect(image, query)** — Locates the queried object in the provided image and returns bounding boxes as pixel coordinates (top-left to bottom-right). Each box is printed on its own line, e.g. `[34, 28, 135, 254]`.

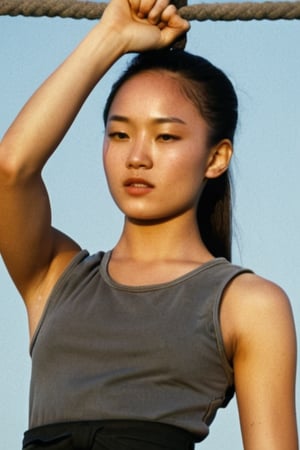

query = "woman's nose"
[125, 139, 153, 169]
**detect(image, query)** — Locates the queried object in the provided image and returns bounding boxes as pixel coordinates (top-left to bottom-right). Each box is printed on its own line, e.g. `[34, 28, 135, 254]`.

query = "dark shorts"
[22, 420, 198, 450]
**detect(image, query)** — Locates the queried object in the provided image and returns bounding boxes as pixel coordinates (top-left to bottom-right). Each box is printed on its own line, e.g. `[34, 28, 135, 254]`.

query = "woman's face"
[103, 70, 213, 223]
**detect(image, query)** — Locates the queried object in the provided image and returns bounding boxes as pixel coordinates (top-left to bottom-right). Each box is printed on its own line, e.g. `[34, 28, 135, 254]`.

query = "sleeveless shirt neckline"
[100, 250, 228, 292]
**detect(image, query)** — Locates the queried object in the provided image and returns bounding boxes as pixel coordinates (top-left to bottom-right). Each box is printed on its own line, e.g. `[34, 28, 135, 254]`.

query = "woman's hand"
[100, 0, 190, 53]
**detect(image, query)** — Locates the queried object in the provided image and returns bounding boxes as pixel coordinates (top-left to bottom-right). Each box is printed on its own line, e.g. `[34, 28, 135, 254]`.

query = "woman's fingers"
[129, 0, 173, 23]
[159, 5, 190, 41]
[147, 0, 171, 23]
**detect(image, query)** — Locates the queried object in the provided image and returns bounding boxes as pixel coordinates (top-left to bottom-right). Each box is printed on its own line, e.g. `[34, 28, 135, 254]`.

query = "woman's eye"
[108, 132, 129, 140]
[158, 134, 179, 142]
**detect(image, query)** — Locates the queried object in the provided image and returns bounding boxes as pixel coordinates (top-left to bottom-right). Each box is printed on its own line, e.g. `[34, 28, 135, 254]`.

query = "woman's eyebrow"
[108, 115, 129, 123]
[154, 117, 187, 125]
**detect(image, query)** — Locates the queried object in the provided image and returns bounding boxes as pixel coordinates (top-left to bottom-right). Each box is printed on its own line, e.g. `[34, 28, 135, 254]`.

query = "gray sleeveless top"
[29, 250, 251, 439]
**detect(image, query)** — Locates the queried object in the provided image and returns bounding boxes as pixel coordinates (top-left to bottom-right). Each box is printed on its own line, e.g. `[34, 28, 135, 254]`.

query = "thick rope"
[180, 2, 300, 21]
[1, 0, 300, 21]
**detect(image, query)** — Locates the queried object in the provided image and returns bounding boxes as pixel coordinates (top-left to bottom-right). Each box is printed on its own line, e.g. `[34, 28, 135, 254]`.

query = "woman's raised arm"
[0, 0, 189, 325]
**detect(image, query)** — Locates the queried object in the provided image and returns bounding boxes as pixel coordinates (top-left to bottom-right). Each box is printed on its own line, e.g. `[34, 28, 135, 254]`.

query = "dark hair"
[103, 49, 238, 261]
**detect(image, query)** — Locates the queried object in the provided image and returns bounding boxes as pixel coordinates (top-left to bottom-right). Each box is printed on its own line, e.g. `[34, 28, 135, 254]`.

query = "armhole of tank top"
[29, 249, 90, 354]
[212, 269, 250, 382]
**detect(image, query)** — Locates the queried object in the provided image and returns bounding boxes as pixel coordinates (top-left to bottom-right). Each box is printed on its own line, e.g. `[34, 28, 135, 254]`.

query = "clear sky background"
[0, 1, 299, 448]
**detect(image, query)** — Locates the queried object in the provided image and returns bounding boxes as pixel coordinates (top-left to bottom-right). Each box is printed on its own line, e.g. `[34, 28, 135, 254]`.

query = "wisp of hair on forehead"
[103, 49, 238, 261]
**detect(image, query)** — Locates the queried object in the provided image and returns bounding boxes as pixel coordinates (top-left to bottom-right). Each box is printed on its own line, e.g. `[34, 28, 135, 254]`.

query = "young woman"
[0, 0, 297, 449]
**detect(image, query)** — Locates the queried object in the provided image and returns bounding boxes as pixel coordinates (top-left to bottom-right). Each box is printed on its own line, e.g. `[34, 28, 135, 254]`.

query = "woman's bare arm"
[223, 273, 298, 449]
[0, 0, 189, 321]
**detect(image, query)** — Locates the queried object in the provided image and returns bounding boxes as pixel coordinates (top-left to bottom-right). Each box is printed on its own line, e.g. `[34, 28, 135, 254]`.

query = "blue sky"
[0, 1, 299, 448]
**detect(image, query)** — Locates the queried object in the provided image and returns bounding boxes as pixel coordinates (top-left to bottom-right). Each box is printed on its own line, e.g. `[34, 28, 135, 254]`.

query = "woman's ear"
[204, 139, 233, 179]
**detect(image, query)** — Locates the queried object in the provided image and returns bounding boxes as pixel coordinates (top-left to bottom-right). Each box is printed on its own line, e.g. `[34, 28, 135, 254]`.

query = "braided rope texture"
[1, 0, 300, 21]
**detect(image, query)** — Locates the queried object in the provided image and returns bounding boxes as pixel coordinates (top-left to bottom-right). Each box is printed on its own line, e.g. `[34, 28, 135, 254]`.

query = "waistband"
[23, 419, 198, 450]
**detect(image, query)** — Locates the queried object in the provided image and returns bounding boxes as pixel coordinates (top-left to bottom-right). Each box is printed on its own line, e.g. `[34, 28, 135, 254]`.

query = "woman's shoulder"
[226, 270, 290, 310]
[222, 270, 295, 356]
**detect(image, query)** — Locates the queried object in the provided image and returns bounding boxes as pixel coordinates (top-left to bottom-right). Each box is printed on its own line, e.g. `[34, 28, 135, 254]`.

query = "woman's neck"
[112, 214, 212, 264]
[107, 215, 214, 286]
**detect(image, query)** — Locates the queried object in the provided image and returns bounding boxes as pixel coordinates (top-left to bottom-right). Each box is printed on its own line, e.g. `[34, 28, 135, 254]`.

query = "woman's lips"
[124, 178, 154, 195]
